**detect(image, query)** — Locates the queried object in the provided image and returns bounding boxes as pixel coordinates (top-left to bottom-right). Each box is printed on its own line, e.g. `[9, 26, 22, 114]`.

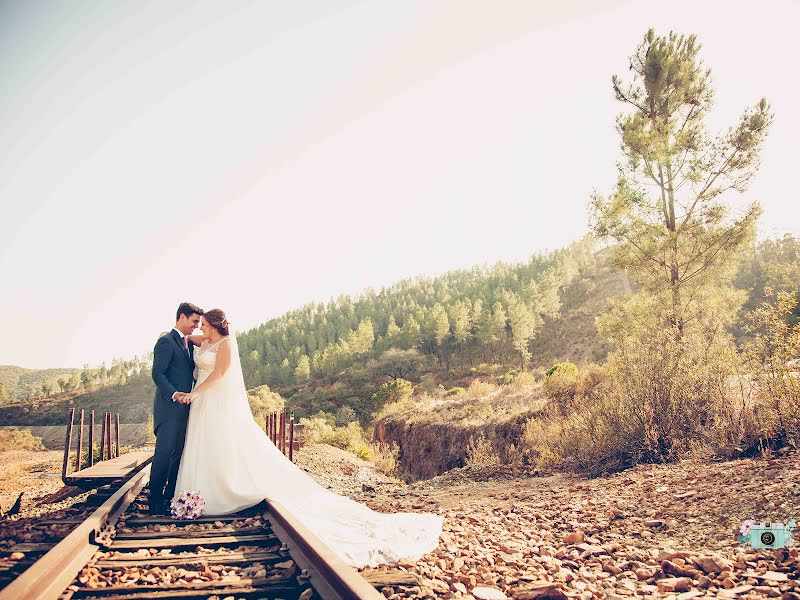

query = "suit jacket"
[152, 329, 195, 430]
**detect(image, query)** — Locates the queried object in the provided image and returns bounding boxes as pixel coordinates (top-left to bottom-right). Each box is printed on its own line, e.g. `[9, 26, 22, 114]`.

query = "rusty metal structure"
[61, 409, 151, 488]
[265, 409, 304, 461]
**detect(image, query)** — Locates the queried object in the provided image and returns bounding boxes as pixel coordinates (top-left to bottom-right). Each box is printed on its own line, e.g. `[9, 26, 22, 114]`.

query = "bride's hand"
[189, 391, 200, 402]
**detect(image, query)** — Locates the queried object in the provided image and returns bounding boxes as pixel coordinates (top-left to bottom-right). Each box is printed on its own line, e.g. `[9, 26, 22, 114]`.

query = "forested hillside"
[0, 366, 77, 403]
[1, 233, 797, 427]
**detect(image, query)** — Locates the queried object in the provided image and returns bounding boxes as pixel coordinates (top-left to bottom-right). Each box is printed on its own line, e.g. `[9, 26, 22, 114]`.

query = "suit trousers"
[149, 415, 188, 505]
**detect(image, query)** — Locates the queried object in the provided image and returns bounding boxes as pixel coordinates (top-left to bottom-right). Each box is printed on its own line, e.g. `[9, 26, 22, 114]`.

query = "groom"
[148, 302, 203, 515]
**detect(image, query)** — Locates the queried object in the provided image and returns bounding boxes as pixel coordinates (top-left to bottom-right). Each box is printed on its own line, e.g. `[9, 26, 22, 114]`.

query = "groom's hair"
[176, 302, 204, 321]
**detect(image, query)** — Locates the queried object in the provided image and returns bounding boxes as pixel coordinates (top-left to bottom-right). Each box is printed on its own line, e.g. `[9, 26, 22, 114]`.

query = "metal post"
[115, 413, 121, 458]
[99, 411, 107, 462]
[280, 410, 286, 454]
[62, 408, 75, 484]
[105, 413, 112, 460]
[88, 410, 95, 466]
[289, 412, 295, 462]
[75, 409, 84, 471]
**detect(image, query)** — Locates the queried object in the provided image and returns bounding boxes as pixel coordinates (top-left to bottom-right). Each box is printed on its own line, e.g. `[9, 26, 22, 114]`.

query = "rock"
[722, 585, 754, 596]
[656, 577, 692, 593]
[645, 519, 665, 528]
[509, 581, 569, 599]
[9, 552, 25, 560]
[472, 587, 508, 600]
[563, 531, 584, 544]
[453, 581, 468, 593]
[694, 555, 732, 574]
[755, 571, 789, 582]
[662, 560, 698, 578]
[673, 491, 696, 499]
[634, 568, 652, 580]
[656, 549, 692, 561]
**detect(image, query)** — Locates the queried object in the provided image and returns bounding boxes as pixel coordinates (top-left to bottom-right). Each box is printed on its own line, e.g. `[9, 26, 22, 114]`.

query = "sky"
[1, 0, 798, 369]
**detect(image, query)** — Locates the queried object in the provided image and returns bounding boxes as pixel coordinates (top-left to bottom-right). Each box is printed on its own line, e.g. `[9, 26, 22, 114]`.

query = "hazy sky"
[1, 0, 797, 369]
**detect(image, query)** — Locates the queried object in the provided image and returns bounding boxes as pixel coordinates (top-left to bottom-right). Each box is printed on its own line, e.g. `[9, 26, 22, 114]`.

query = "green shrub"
[543, 362, 580, 409]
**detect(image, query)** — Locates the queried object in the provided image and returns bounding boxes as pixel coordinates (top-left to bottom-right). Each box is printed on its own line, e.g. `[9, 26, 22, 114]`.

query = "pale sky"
[1, 0, 797, 369]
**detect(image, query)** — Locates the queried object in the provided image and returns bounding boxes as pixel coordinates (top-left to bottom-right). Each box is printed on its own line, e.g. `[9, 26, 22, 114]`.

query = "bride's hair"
[203, 309, 229, 336]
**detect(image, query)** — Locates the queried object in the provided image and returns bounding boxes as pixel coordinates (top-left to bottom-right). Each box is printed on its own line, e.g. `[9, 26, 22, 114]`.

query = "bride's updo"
[204, 309, 230, 336]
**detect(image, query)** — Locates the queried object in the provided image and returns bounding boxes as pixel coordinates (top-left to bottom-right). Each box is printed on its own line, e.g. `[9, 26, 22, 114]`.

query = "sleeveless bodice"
[194, 339, 224, 384]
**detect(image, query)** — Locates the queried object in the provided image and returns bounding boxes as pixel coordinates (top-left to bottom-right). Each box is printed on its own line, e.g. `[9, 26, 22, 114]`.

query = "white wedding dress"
[173, 335, 443, 568]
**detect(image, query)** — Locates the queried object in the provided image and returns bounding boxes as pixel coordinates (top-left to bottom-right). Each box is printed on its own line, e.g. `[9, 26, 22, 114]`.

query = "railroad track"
[0, 466, 416, 600]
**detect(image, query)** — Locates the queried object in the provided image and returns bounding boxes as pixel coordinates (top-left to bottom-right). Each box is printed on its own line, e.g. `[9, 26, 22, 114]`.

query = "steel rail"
[267, 499, 383, 600]
[0, 466, 150, 600]
[2, 466, 384, 600]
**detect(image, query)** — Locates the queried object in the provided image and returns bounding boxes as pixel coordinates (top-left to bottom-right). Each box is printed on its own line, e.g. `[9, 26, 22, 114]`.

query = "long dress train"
[174, 336, 443, 568]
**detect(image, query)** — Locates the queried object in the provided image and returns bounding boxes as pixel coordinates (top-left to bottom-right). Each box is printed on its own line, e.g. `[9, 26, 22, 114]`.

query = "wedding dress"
[173, 334, 443, 568]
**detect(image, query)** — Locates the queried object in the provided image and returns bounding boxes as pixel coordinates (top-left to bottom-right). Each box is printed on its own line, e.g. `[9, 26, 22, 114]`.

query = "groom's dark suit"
[150, 329, 195, 510]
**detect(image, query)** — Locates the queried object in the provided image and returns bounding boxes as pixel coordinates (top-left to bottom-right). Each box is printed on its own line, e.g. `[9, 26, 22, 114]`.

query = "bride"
[174, 308, 443, 568]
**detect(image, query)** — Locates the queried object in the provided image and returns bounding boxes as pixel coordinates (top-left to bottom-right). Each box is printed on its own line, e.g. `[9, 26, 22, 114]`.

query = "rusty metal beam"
[62, 408, 75, 485]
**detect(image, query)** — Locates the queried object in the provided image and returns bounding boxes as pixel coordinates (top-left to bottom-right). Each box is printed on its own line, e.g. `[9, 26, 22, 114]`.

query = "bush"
[465, 433, 500, 466]
[247, 385, 285, 420]
[742, 289, 800, 449]
[371, 441, 400, 476]
[466, 379, 496, 399]
[371, 378, 413, 409]
[335, 405, 358, 426]
[511, 371, 537, 387]
[543, 362, 580, 410]
[0, 428, 46, 451]
[446, 387, 465, 397]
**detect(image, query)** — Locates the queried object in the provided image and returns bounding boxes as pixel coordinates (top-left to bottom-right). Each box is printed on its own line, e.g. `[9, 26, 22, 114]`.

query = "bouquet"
[170, 490, 205, 520]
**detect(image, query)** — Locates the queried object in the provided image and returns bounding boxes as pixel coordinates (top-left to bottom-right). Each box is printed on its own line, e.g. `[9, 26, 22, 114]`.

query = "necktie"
[183, 336, 189, 353]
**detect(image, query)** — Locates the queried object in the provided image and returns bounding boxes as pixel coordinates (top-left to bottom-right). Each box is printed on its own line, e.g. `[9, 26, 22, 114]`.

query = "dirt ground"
[0, 450, 63, 513]
[2, 445, 799, 598]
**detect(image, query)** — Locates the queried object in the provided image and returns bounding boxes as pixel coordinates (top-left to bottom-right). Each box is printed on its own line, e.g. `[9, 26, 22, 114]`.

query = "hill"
[2, 234, 796, 428]
[0, 373, 154, 426]
[0, 365, 77, 403]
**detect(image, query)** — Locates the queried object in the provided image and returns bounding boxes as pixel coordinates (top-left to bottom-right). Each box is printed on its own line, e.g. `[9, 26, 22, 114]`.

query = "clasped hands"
[173, 391, 199, 404]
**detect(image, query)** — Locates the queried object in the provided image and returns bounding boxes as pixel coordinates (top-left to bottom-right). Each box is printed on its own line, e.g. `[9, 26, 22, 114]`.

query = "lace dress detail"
[173, 335, 442, 568]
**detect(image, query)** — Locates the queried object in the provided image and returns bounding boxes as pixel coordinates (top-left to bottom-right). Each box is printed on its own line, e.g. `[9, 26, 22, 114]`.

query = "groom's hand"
[173, 392, 190, 404]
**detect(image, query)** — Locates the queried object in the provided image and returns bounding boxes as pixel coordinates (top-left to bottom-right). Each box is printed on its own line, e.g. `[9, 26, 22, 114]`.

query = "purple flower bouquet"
[170, 490, 205, 520]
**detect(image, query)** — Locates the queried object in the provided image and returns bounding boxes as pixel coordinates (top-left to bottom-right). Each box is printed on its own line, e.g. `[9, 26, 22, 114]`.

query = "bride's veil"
[219, 332, 252, 418]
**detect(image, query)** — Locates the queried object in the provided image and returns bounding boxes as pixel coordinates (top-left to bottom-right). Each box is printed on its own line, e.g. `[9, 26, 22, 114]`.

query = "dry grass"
[378, 381, 548, 427]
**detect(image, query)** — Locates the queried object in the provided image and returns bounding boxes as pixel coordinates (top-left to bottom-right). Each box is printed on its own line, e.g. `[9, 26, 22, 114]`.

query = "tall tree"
[591, 29, 772, 336]
[295, 354, 311, 383]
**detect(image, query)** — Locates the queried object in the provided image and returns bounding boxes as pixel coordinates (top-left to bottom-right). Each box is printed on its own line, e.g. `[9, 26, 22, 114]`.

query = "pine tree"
[591, 28, 772, 336]
[295, 355, 311, 383]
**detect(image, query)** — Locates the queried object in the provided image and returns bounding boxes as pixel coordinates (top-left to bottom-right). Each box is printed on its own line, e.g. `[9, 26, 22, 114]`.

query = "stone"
[694, 555, 733, 574]
[563, 531, 584, 544]
[756, 571, 789, 582]
[656, 577, 692, 593]
[472, 587, 508, 600]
